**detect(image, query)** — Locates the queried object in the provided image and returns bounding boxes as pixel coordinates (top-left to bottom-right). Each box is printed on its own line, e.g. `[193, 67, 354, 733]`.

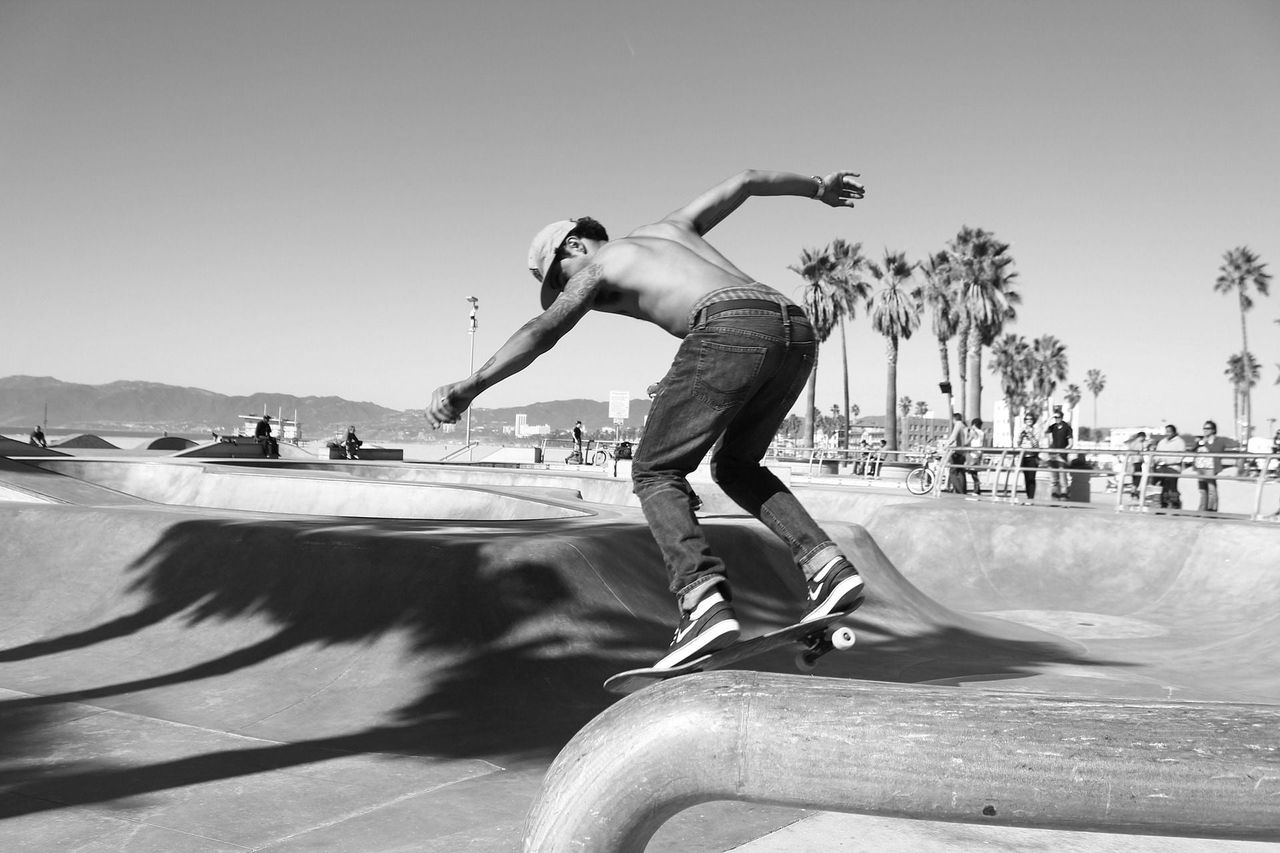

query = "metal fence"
[769, 444, 1280, 521]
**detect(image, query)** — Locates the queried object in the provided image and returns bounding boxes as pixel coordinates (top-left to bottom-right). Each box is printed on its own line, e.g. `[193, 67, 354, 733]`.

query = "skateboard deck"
[603, 612, 855, 695]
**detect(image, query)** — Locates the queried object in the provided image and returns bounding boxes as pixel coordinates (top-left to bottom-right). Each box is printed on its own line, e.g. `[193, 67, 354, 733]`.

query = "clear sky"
[3, 0, 1278, 435]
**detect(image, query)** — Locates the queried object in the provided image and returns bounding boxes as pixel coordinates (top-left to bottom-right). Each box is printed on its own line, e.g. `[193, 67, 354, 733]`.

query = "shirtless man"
[427, 169, 868, 668]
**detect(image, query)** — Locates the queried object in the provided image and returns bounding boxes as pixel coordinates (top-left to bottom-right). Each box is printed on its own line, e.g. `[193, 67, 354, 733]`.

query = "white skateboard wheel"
[829, 627, 856, 650]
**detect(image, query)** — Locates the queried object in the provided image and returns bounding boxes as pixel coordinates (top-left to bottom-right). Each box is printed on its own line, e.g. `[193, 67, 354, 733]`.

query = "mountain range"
[0, 376, 651, 441]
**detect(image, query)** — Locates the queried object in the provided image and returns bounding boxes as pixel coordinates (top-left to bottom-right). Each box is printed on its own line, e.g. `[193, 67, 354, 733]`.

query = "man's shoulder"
[591, 237, 646, 269]
[627, 218, 695, 239]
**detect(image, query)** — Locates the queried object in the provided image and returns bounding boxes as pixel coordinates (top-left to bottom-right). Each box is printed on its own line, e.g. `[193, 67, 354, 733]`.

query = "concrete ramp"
[0, 461, 1277, 851]
[0, 457, 154, 506]
[29, 458, 592, 520]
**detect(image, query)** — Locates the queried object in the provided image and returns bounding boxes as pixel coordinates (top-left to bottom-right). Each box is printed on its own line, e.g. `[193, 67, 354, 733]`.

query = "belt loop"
[778, 297, 792, 346]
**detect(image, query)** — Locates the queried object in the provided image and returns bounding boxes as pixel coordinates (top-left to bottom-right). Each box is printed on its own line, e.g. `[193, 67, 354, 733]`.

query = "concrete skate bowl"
[0, 471, 1276, 850]
[24, 458, 591, 520]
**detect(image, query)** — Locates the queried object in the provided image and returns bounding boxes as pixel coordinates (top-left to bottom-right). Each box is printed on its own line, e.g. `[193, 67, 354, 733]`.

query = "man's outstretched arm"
[664, 169, 865, 235]
[426, 264, 602, 428]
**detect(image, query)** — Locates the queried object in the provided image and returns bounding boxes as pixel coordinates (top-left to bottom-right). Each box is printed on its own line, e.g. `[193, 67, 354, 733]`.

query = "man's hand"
[816, 170, 865, 208]
[426, 380, 478, 429]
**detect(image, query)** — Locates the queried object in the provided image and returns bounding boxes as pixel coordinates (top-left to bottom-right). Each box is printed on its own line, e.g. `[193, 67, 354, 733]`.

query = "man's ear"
[562, 235, 586, 256]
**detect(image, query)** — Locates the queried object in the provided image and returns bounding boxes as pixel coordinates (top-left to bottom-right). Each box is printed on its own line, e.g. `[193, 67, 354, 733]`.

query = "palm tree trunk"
[965, 325, 983, 422]
[840, 317, 851, 450]
[956, 321, 970, 419]
[802, 351, 819, 449]
[1232, 385, 1240, 442]
[938, 337, 953, 421]
[1240, 299, 1250, 442]
[885, 337, 899, 452]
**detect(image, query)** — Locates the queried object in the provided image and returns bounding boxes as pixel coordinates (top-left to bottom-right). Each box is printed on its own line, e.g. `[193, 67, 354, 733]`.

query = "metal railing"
[769, 444, 1280, 521]
[524, 672, 1280, 851]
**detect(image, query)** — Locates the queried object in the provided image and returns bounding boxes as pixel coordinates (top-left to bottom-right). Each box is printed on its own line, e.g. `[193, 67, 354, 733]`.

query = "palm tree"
[948, 227, 1021, 421]
[792, 241, 869, 450]
[1225, 353, 1261, 438]
[1214, 247, 1272, 440]
[868, 250, 922, 452]
[919, 251, 960, 419]
[1030, 335, 1069, 416]
[790, 246, 839, 448]
[990, 333, 1032, 441]
[1085, 369, 1106, 437]
[1064, 384, 1083, 435]
[827, 239, 871, 449]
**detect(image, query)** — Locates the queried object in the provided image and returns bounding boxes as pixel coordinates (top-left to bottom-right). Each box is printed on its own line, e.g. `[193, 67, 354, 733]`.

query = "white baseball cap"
[527, 219, 577, 309]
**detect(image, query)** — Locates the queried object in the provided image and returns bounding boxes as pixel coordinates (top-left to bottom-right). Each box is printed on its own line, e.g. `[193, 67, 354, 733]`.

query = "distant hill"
[0, 376, 652, 441]
[0, 375, 398, 437]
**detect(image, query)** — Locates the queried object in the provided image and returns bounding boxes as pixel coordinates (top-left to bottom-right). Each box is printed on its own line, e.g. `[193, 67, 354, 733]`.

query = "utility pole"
[465, 296, 479, 461]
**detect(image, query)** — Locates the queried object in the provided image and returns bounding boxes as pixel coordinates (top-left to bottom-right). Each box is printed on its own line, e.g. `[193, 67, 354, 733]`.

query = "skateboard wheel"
[795, 651, 818, 672]
[829, 626, 856, 651]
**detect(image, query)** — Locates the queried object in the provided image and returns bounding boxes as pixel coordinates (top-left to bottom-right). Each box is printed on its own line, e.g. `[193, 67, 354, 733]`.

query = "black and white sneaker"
[653, 588, 740, 670]
[801, 558, 866, 623]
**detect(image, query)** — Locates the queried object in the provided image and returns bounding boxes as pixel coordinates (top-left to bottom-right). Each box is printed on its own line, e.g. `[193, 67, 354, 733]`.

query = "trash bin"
[1067, 469, 1091, 502]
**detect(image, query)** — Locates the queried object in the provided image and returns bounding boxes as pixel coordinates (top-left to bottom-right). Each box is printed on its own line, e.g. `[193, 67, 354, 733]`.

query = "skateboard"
[603, 612, 855, 695]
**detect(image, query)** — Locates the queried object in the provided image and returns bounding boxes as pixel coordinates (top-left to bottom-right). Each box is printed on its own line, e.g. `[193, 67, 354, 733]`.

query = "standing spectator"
[29, 425, 47, 448]
[344, 426, 363, 460]
[1044, 408, 1074, 499]
[1015, 412, 1041, 502]
[572, 420, 585, 460]
[943, 412, 967, 494]
[965, 417, 986, 495]
[1125, 431, 1149, 497]
[255, 414, 279, 458]
[1193, 419, 1228, 512]
[1153, 424, 1187, 509]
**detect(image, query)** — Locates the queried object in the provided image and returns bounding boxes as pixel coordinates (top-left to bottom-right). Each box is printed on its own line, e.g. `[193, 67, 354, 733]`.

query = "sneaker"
[802, 558, 866, 623]
[653, 588, 740, 670]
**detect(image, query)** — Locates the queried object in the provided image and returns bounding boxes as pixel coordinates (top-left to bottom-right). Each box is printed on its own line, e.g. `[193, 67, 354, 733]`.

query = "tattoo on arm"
[549, 263, 604, 321]
[467, 263, 605, 393]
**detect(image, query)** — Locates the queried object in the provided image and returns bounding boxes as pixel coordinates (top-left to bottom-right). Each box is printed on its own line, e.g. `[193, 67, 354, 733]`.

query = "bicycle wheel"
[905, 466, 934, 496]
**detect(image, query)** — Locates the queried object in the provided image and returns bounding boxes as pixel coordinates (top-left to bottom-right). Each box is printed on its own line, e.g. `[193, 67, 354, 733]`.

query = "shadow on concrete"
[0, 510, 1112, 820]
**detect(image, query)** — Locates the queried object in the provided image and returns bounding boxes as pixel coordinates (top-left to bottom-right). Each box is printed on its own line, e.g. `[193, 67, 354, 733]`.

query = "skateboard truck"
[796, 623, 856, 671]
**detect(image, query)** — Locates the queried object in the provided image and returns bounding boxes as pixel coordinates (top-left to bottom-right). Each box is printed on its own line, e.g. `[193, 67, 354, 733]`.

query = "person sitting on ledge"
[255, 415, 279, 458]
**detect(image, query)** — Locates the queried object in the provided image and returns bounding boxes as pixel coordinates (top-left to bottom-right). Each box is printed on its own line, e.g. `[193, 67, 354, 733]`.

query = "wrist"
[811, 174, 826, 200]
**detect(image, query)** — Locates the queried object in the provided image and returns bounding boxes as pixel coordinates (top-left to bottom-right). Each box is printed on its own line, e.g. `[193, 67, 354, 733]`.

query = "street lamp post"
[465, 296, 479, 461]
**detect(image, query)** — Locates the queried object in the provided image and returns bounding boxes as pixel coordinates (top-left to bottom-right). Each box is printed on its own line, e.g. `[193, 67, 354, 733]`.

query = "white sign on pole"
[608, 391, 630, 420]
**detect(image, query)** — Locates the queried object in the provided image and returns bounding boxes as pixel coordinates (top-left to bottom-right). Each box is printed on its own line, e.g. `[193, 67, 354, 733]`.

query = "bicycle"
[906, 452, 942, 496]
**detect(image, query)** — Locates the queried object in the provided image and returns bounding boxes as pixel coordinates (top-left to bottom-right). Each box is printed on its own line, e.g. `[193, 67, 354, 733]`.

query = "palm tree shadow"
[0, 513, 1131, 819]
[0, 517, 673, 803]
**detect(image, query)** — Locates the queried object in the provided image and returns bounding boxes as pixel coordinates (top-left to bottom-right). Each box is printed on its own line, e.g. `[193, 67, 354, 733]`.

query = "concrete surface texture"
[0, 455, 1276, 851]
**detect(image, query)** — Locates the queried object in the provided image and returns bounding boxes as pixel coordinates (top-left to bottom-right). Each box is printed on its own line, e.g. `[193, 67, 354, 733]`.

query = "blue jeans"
[632, 287, 844, 611]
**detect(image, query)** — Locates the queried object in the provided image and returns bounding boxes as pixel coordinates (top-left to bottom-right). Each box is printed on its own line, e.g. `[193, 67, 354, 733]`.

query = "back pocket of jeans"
[693, 341, 767, 410]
